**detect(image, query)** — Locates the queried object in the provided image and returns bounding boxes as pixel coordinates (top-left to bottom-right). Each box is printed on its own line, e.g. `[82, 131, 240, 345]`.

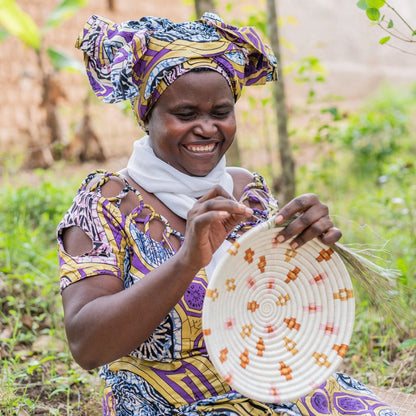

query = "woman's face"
[146, 70, 236, 177]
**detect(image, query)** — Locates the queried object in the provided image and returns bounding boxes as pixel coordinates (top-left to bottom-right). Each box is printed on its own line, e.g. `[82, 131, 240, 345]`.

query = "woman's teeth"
[186, 144, 216, 152]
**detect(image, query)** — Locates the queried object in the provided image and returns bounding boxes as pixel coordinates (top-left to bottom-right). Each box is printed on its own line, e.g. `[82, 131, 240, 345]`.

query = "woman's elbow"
[67, 336, 101, 370]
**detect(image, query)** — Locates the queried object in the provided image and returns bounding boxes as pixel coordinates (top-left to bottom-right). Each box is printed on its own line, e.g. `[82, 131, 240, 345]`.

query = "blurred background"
[0, 0, 415, 414]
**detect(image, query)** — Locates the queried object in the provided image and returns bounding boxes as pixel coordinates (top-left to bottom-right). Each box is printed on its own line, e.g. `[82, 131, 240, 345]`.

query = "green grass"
[1, 84, 415, 413]
[294, 84, 416, 392]
[0, 171, 102, 415]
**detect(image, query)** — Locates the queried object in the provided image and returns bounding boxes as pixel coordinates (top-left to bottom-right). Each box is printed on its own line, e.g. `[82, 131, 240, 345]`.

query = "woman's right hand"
[180, 185, 253, 270]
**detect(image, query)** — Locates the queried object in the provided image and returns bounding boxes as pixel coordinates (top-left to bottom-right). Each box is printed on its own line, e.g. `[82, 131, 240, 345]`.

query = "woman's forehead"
[161, 71, 233, 101]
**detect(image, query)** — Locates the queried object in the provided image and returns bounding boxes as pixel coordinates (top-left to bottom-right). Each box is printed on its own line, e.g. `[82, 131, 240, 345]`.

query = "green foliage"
[357, 0, 416, 53]
[47, 48, 84, 73]
[0, 0, 87, 64]
[0, 28, 8, 42]
[367, 0, 386, 7]
[295, 84, 416, 389]
[286, 56, 327, 105]
[0, 173, 102, 413]
[332, 85, 412, 177]
[245, 11, 267, 37]
[366, 7, 381, 21]
[379, 35, 391, 44]
[45, 0, 88, 29]
[0, 0, 41, 50]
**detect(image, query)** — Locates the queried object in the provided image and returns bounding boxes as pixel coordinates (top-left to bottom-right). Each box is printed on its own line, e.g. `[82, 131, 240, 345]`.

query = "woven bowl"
[202, 216, 355, 403]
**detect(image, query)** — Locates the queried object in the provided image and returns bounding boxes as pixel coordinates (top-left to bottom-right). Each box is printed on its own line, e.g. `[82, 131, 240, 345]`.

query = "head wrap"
[75, 12, 278, 129]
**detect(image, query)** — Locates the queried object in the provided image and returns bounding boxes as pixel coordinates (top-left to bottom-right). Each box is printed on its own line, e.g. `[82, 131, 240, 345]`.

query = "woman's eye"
[212, 111, 231, 119]
[175, 113, 195, 120]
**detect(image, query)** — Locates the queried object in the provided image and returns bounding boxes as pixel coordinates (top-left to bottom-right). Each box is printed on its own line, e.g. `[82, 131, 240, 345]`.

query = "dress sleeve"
[240, 172, 279, 217]
[228, 172, 279, 239]
[57, 185, 128, 293]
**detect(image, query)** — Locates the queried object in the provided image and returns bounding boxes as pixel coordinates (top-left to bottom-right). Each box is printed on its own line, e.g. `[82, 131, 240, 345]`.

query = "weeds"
[0, 173, 102, 415]
[294, 83, 416, 390]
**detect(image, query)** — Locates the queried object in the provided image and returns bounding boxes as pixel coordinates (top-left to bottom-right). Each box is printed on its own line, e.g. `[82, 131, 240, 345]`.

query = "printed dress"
[57, 171, 400, 416]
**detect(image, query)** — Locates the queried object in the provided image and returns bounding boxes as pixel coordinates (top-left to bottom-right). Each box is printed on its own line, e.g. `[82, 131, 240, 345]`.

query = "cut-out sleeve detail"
[57, 170, 184, 293]
[228, 172, 279, 240]
[57, 171, 130, 292]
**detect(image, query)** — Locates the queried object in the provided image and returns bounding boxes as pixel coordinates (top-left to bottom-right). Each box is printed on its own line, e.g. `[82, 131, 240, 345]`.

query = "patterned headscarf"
[76, 13, 278, 129]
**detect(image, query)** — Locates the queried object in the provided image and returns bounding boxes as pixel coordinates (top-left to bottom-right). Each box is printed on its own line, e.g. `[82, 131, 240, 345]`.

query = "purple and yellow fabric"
[75, 13, 278, 129]
[57, 171, 399, 415]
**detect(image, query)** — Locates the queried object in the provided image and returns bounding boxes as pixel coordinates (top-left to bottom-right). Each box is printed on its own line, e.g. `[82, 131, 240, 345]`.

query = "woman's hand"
[273, 193, 342, 249]
[181, 186, 253, 269]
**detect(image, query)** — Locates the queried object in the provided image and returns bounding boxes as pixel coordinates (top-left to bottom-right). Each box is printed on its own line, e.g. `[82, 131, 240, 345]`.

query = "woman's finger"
[273, 193, 342, 248]
[319, 227, 343, 245]
[189, 185, 252, 219]
[274, 193, 324, 224]
[284, 216, 333, 249]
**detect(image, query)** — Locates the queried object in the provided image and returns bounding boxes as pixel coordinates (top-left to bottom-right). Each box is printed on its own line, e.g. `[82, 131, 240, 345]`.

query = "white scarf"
[126, 136, 234, 218]
[125, 136, 234, 278]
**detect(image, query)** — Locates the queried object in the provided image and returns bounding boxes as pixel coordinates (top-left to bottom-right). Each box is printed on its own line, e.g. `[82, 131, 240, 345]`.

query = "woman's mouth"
[184, 143, 217, 153]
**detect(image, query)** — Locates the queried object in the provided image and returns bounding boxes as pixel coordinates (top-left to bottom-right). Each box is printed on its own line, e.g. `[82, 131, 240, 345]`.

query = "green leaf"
[397, 338, 416, 350]
[322, 107, 340, 120]
[0, 28, 9, 42]
[357, 0, 368, 10]
[387, 19, 394, 28]
[0, 0, 41, 50]
[366, 0, 385, 8]
[366, 8, 381, 21]
[412, 30, 416, 37]
[379, 36, 390, 44]
[46, 48, 84, 72]
[45, 0, 88, 29]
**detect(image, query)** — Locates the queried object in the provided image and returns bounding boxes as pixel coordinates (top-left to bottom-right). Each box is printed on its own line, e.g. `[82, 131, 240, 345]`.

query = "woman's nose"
[193, 115, 218, 137]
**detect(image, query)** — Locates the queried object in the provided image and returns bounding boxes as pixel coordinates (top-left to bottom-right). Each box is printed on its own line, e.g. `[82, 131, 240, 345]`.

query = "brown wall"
[0, 0, 193, 160]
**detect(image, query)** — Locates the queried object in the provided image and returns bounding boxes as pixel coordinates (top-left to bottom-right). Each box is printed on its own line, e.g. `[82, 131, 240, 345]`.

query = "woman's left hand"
[273, 193, 342, 249]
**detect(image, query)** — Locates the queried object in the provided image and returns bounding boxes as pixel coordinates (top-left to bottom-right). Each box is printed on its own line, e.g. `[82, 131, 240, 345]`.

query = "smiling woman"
[56, 11, 401, 416]
[145, 71, 236, 177]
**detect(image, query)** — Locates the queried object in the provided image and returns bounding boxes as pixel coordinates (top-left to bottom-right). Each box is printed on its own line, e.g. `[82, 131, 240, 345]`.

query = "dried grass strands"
[331, 242, 405, 320]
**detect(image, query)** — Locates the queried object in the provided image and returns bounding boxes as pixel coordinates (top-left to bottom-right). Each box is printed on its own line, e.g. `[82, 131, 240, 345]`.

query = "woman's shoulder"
[77, 169, 143, 214]
[226, 167, 270, 200]
[80, 169, 130, 194]
[226, 167, 254, 200]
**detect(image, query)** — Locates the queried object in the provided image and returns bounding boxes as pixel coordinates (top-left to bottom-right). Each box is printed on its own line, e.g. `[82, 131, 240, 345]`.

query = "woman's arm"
[61, 186, 253, 370]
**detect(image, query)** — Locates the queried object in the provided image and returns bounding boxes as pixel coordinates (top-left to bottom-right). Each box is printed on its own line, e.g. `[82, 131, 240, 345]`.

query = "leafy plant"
[333, 85, 412, 178]
[0, 0, 86, 65]
[357, 0, 416, 54]
[0, 172, 103, 414]
[295, 83, 416, 390]
[0, 0, 88, 168]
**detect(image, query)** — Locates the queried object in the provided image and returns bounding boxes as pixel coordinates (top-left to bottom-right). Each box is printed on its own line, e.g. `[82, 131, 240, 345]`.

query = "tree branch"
[385, 42, 416, 56]
[377, 22, 415, 43]
[385, 1, 415, 34]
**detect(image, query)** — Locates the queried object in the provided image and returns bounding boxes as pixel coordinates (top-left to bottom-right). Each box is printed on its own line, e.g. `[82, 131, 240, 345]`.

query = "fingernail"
[245, 207, 253, 215]
[218, 211, 229, 219]
[277, 235, 285, 243]
[239, 203, 252, 215]
[275, 214, 284, 224]
[290, 241, 299, 250]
